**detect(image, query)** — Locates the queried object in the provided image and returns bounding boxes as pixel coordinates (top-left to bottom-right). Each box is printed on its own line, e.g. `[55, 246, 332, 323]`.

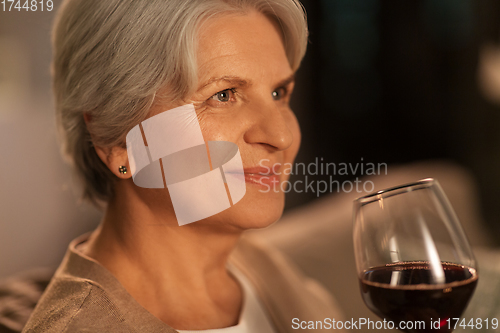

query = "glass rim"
[354, 178, 437, 205]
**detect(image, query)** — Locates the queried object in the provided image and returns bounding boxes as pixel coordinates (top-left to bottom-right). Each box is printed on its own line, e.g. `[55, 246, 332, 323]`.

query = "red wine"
[360, 262, 477, 332]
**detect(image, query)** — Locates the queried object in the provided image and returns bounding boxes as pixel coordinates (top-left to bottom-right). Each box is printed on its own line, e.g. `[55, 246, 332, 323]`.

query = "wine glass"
[353, 179, 478, 332]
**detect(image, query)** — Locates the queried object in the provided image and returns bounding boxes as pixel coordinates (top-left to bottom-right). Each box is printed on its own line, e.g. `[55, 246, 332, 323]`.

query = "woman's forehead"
[196, 11, 292, 86]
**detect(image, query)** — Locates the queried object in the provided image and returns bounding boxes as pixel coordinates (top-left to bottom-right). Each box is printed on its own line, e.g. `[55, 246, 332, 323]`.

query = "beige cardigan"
[22, 233, 344, 333]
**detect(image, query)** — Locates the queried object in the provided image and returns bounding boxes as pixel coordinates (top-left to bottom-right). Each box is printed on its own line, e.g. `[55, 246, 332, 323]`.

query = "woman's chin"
[235, 185, 286, 228]
[198, 189, 286, 231]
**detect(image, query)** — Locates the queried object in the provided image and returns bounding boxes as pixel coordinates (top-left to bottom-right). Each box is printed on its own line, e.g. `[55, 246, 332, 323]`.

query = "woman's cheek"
[198, 110, 247, 143]
[196, 109, 224, 141]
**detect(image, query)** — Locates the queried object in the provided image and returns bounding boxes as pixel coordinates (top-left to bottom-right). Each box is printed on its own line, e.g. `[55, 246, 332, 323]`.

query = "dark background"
[288, 0, 500, 241]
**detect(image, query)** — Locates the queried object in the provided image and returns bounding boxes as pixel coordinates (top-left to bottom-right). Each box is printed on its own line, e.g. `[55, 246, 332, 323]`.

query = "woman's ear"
[94, 146, 131, 179]
[84, 112, 131, 179]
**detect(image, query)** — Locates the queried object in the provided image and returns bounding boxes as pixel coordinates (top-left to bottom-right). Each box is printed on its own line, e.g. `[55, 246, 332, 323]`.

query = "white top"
[177, 264, 276, 333]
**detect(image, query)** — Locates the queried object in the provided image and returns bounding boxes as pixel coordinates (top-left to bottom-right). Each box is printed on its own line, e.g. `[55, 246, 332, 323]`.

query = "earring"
[119, 166, 128, 174]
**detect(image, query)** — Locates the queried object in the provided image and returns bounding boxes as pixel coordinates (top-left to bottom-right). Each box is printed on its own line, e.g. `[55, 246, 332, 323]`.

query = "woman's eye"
[210, 89, 235, 103]
[272, 87, 288, 101]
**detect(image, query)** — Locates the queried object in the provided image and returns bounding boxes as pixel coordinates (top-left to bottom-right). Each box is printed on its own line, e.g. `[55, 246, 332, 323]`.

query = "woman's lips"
[243, 166, 280, 187]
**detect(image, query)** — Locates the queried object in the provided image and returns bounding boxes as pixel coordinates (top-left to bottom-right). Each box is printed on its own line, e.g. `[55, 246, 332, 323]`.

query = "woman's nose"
[243, 101, 294, 151]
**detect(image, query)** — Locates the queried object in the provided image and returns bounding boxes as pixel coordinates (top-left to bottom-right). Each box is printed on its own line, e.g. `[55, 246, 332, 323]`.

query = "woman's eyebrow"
[197, 73, 294, 91]
[275, 74, 295, 88]
[198, 76, 251, 90]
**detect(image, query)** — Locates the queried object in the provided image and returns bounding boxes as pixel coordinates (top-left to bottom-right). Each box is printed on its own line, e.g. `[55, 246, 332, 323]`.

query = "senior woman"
[23, 0, 343, 332]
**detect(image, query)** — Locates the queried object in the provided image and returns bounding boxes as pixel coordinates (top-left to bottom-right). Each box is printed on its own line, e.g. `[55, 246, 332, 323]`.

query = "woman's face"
[142, 10, 301, 230]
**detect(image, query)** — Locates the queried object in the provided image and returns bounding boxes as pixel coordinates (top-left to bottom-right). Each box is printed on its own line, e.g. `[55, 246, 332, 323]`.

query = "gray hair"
[52, 0, 308, 207]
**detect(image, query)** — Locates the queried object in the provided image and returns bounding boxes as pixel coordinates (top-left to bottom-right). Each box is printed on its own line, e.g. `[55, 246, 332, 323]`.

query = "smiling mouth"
[244, 173, 279, 186]
[223, 164, 282, 187]
[242, 166, 281, 186]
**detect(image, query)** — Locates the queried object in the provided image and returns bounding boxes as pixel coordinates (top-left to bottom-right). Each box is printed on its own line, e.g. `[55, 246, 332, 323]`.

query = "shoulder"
[22, 277, 135, 333]
[22, 234, 177, 333]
